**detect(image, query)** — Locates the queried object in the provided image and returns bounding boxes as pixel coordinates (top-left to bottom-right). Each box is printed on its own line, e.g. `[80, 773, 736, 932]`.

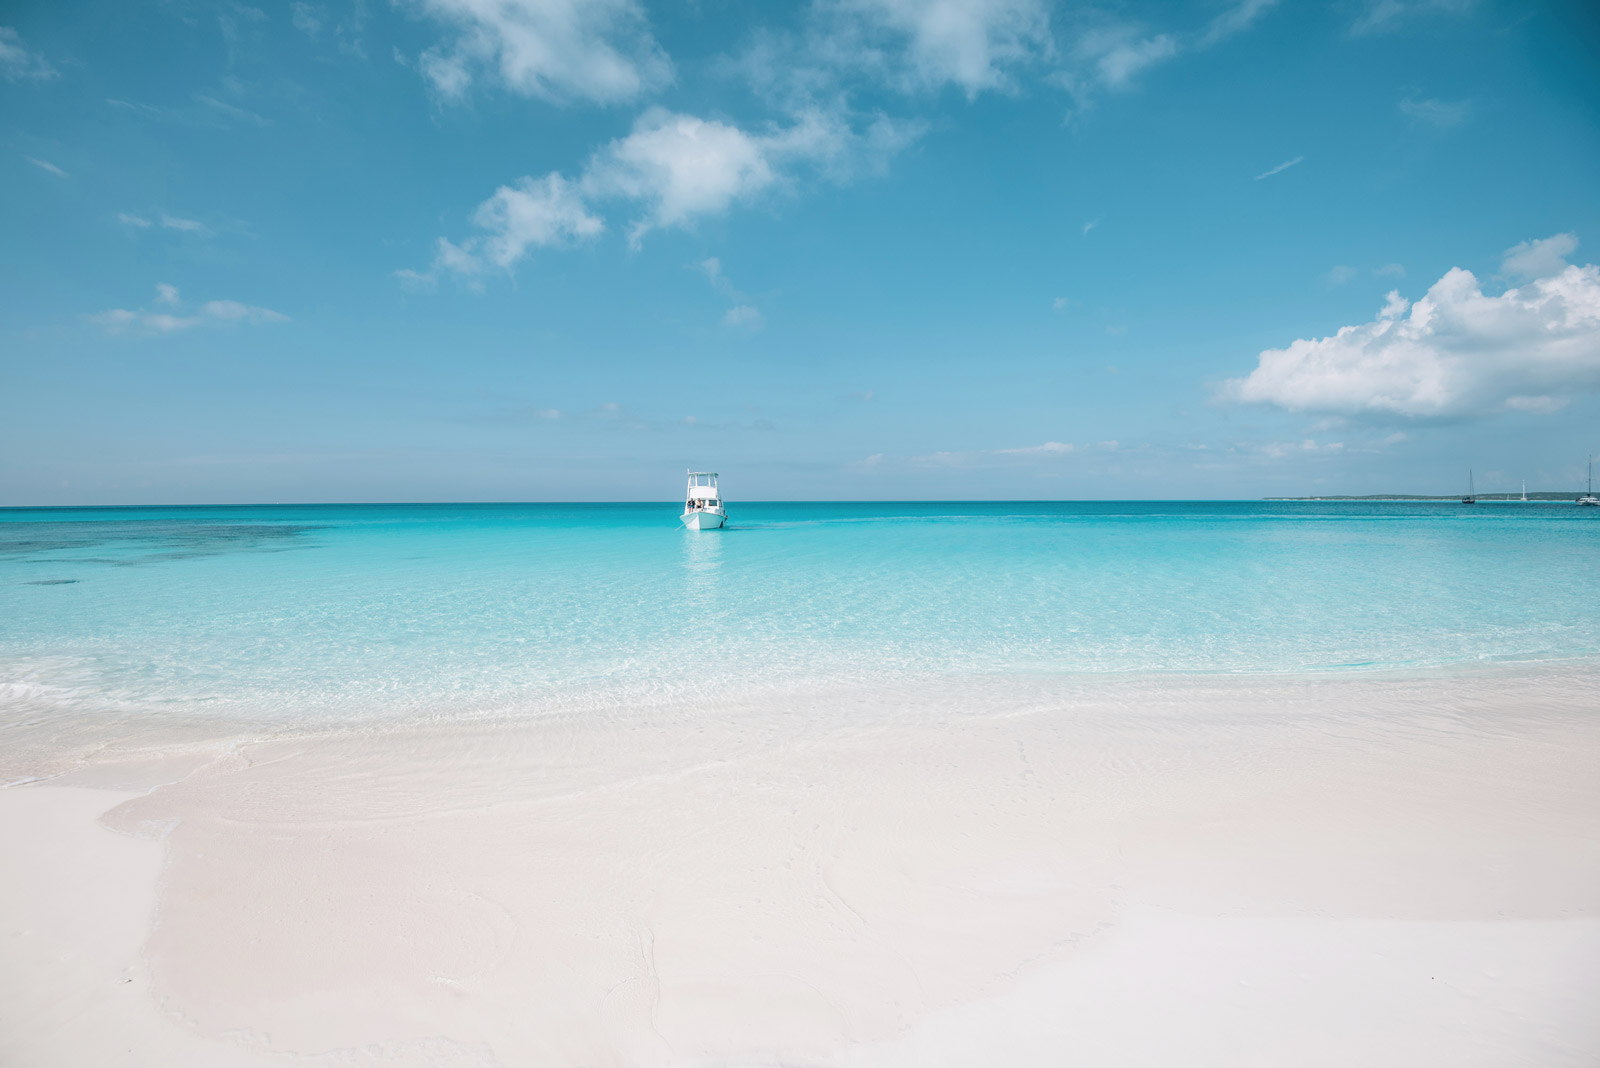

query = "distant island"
[1266, 493, 1581, 501]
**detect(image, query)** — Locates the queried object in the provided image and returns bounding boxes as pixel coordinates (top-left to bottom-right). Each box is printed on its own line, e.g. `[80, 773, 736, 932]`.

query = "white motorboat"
[681, 471, 727, 529]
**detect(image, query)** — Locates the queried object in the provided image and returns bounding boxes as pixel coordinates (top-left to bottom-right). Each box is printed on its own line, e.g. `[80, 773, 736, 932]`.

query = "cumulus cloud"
[469, 173, 603, 267]
[411, 106, 920, 281]
[1501, 232, 1577, 281]
[92, 285, 287, 335]
[406, 173, 602, 284]
[0, 27, 56, 81]
[586, 109, 782, 236]
[403, 0, 672, 104]
[1223, 236, 1600, 418]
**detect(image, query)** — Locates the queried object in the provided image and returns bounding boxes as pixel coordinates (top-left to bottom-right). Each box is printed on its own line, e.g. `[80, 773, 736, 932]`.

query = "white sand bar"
[2, 665, 1598, 1066]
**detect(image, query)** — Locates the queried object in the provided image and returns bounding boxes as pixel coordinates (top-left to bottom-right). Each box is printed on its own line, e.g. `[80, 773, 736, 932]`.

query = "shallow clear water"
[2, 501, 1598, 724]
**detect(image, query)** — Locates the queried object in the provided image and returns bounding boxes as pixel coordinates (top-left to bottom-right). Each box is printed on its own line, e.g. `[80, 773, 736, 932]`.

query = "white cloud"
[404, 0, 672, 104]
[1398, 94, 1470, 128]
[722, 304, 764, 330]
[1052, 296, 1070, 310]
[1324, 265, 1357, 287]
[1197, 0, 1279, 47]
[1254, 155, 1303, 180]
[291, 2, 325, 38]
[471, 173, 603, 267]
[412, 106, 920, 282]
[1051, 2, 1272, 107]
[199, 299, 288, 324]
[1076, 29, 1178, 89]
[0, 27, 57, 81]
[119, 212, 152, 228]
[1351, 0, 1473, 36]
[995, 441, 1073, 455]
[1376, 263, 1406, 277]
[159, 213, 208, 233]
[197, 94, 273, 127]
[411, 173, 602, 282]
[92, 285, 287, 335]
[586, 109, 779, 237]
[25, 155, 67, 177]
[699, 256, 728, 290]
[1501, 232, 1577, 281]
[590, 107, 920, 242]
[825, 0, 1054, 96]
[1235, 438, 1345, 460]
[1223, 240, 1600, 418]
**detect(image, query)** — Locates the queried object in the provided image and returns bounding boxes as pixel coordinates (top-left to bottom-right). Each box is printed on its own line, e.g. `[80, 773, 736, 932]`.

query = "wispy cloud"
[159, 212, 209, 234]
[402, 0, 672, 105]
[1351, 0, 1474, 37]
[92, 284, 287, 335]
[196, 93, 273, 127]
[411, 105, 920, 284]
[1254, 155, 1303, 180]
[1398, 94, 1470, 128]
[118, 210, 214, 235]
[291, 2, 324, 38]
[25, 155, 68, 178]
[994, 441, 1074, 456]
[722, 304, 764, 331]
[0, 26, 57, 82]
[1197, 0, 1280, 47]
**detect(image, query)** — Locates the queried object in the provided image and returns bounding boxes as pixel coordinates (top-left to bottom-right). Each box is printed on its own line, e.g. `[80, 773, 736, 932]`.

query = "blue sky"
[3, 0, 1598, 503]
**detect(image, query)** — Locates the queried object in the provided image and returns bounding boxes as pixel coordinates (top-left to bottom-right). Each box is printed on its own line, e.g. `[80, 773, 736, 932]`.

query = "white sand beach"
[3, 665, 1598, 1067]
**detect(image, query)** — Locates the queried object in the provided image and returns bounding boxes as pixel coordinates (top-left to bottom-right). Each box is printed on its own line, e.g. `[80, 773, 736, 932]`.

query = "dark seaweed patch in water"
[0, 521, 326, 565]
[25, 578, 79, 585]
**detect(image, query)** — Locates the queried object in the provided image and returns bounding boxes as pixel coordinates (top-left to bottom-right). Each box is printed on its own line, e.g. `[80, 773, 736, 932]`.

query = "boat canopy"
[686, 471, 720, 501]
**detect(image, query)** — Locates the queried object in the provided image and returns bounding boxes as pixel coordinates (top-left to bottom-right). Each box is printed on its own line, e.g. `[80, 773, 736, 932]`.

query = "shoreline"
[3, 662, 1598, 1065]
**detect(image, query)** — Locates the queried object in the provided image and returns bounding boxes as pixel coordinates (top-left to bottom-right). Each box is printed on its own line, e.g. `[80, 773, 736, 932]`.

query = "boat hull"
[681, 510, 726, 530]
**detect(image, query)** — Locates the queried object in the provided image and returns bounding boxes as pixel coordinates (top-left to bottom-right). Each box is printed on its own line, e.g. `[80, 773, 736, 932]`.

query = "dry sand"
[2, 666, 1598, 1066]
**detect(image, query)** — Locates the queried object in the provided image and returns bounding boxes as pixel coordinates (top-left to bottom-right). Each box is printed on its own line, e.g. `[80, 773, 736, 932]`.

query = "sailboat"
[1580, 458, 1599, 507]
[1521, 480, 1528, 502]
[1461, 470, 1477, 504]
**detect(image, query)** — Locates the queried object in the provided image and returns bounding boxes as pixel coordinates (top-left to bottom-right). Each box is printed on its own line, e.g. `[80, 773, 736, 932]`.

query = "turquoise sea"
[3, 502, 1598, 727]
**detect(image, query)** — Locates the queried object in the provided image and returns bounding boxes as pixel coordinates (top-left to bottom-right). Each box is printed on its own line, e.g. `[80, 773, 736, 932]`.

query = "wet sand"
[3, 666, 1598, 1066]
